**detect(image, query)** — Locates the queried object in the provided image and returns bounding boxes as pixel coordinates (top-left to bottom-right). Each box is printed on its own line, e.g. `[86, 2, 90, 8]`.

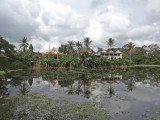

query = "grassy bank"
[0, 71, 5, 76]
[0, 69, 22, 76]
[128, 65, 160, 68]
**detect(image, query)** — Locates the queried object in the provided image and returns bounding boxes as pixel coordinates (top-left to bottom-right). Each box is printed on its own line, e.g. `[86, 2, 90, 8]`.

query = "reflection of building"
[96, 74, 122, 83]
[49, 78, 59, 87]
[95, 50, 122, 59]
[108, 74, 122, 80]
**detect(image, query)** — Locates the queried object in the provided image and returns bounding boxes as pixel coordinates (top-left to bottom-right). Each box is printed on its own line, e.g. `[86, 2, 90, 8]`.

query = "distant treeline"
[0, 36, 160, 71]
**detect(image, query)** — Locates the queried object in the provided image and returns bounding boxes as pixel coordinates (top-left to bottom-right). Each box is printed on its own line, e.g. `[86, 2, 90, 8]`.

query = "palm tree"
[19, 37, 29, 53]
[75, 41, 82, 60]
[107, 38, 115, 49]
[75, 80, 82, 95]
[19, 82, 29, 95]
[67, 41, 75, 55]
[84, 86, 91, 98]
[83, 37, 92, 50]
[126, 42, 135, 57]
[127, 77, 135, 91]
[108, 83, 115, 97]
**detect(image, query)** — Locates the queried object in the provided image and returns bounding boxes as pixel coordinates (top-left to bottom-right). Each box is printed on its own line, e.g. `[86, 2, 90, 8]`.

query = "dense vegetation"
[0, 36, 160, 72]
[0, 37, 38, 71]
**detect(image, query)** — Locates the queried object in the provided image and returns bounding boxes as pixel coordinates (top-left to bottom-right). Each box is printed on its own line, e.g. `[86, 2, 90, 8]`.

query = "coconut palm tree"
[107, 38, 115, 49]
[127, 77, 135, 91]
[126, 42, 135, 57]
[75, 41, 82, 60]
[83, 37, 92, 50]
[19, 82, 29, 95]
[67, 41, 75, 55]
[19, 37, 29, 53]
[108, 83, 115, 97]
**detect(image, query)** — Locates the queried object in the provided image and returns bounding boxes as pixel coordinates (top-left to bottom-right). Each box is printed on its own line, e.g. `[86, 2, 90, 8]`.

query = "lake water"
[0, 67, 160, 119]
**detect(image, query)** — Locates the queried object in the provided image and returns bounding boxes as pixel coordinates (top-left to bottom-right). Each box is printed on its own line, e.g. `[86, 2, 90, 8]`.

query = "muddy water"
[0, 68, 160, 119]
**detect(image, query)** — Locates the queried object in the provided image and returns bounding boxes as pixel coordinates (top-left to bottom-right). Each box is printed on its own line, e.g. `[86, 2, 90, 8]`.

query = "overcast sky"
[0, 0, 160, 52]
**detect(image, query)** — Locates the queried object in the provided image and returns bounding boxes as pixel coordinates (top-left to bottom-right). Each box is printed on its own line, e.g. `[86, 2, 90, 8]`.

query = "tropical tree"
[107, 38, 115, 48]
[0, 36, 15, 56]
[0, 37, 15, 70]
[75, 41, 82, 61]
[83, 37, 92, 50]
[58, 44, 69, 54]
[127, 77, 135, 91]
[148, 44, 159, 57]
[19, 82, 29, 95]
[67, 41, 75, 55]
[125, 42, 135, 57]
[19, 37, 29, 53]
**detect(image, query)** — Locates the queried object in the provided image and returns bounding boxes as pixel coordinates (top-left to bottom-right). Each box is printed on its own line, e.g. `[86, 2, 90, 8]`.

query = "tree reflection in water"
[1, 67, 160, 99]
[75, 81, 82, 95]
[127, 77, 135, 91]
[0, 85, 9, 96]
[67, 84, 74, 95]
[108, 83, 115, 97]
[84, 85, 91, 98]
[28, 78, 33, 86]
[19, 82, 29, 95]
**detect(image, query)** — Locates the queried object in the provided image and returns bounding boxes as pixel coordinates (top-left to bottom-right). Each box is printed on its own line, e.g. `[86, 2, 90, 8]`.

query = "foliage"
[58, 54, 78, 67]
[19, 37, 29, 53]
[124, 42, 135, 57]
[0, 37, 15, 70]
[107, 38, 115, 48]
[58, 44, 69, 54]
[83, 37, 92, 49]
[0, 36, 15, 56]
[67, 41, 75, 55]
[1, 36, 160, 70]
[0, 71, 5, 76]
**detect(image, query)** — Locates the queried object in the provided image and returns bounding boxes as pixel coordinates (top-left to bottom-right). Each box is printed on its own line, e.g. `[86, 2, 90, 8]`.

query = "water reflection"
[75, 81, 82, 95]
[0, 68, 160, 98]
[127, 77, 135, 91]
[19, 82, 29, 95]
[0, 84, 9, 96]
[67, 84, 74, 95]
[28, 78, 33, 86]
[84, 85, 91, 98]
[0, 68, 160, 120]
[108, 83, 115, 97]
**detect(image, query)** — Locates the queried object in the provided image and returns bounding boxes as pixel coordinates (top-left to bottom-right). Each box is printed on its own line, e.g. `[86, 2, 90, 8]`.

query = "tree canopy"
[19, 37, 29, 53]
[107, 38, 115, 48]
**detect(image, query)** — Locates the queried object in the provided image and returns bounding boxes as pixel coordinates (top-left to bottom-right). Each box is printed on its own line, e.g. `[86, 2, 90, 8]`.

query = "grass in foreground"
[0, 94, 111, 120]
[1, 93, 160, 120]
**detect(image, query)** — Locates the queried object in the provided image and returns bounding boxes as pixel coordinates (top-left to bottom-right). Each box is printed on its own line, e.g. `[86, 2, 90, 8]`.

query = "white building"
[95, 50, 122, 59]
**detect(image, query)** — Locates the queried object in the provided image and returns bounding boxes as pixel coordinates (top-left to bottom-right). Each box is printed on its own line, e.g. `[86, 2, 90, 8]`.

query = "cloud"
[0, 0, 39, 41]
[85, 6, 131, 48]
[34, 0, 89, 52]
[0, 0, 89, 52]
[0, 0, 160, 52]
[90, 0, 106, 8]
[147, 0, 160, 13]
[127, 25, 157, 38]
[85, 5, 160, 49]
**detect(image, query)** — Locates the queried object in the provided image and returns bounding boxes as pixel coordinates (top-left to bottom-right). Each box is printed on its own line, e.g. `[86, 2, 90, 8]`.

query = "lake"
[0, 67, 160, 120]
